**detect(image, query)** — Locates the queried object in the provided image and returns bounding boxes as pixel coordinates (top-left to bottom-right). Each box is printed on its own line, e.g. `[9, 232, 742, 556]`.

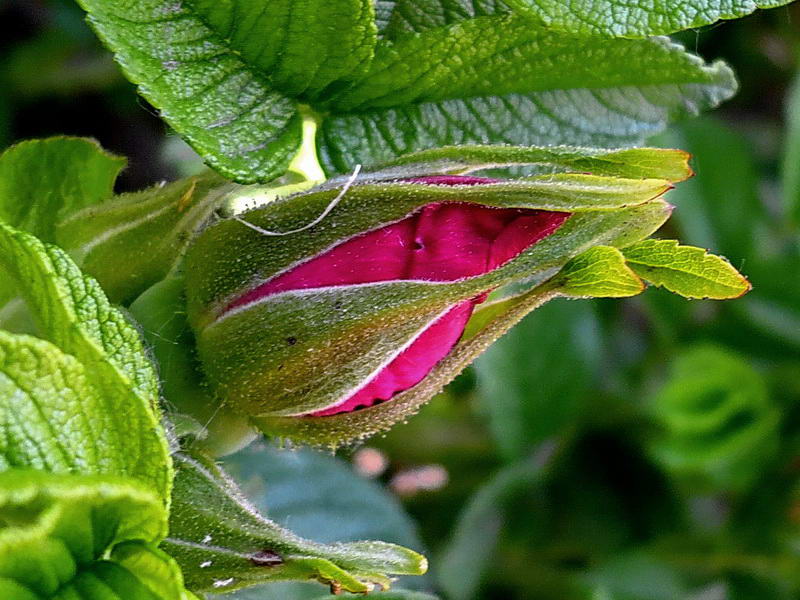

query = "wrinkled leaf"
[0, 224, 171, 500]
[320, 26, 734, 173]
[76, 1, 735, 181]
[377, 0, 791, 37]
[0, 469, 192, 600]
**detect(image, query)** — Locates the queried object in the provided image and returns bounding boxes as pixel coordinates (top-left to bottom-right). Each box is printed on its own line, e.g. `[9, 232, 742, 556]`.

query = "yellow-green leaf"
[623, 239, 751, 299]
[555, 246, 645, 298]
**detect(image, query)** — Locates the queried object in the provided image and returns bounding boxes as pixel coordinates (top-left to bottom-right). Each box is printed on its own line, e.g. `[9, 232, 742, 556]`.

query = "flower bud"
[185, 146, 689, 445]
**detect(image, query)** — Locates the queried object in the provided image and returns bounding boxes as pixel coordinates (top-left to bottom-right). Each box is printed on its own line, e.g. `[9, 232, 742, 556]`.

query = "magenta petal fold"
[228, 176, 570, 416]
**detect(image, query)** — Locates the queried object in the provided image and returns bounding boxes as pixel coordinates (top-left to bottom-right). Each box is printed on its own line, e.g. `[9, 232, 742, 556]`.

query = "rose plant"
[0, 1, 785, 598]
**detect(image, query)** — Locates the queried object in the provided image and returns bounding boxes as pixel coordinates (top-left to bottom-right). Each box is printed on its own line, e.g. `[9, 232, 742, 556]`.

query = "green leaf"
[0, 137, 125, 242]
[73, 0, 375, 182]
[77, 1, 735, 181]
[647, 344, 780, 492]
[555, 246, 645, 298]
[509, 0, 791, 37]
[0, 332, 155, 484]
[474, 299, 602, 458]
[622, 239, 751, 299]
[211, 443, 431, 599]
[0, 224, 171, 500]
[184, 0, 376, 96]
[318, 24, 735, 173]
[163, 451, 427, 595]
[0, 469, 192, 600]
[376, 0, 792, 37]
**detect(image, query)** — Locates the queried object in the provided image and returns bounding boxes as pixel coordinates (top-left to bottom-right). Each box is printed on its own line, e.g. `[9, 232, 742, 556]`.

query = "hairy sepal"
[197, 201, 670, 442]
[186, 146, 690, 326]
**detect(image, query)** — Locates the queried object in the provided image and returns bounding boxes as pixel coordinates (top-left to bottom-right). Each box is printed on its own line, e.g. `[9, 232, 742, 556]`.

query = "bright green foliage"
[0, 470, 193, 600]
[163, 452, 427, 595]
[319, 27, 734, 174]
[555, 246, 645, 298]
[623, 239, 751, 299]
[509, 0, 791, 37]
[377, 0, 791, 36]
[0, 224, 171, 500]
[187, 0, 376, 97]
[75, 1, 736, 182]
[647, 345, 779, 492]
[0, 137, 125, 243]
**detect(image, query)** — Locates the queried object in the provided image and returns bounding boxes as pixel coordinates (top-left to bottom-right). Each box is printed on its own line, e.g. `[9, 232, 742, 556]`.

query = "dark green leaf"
[319, 24, 735, 173]
[74, 0, 376, 182]
[77, 1, 735, 181]
[377, 0, 792, 37]
[164, 450, 427, 595]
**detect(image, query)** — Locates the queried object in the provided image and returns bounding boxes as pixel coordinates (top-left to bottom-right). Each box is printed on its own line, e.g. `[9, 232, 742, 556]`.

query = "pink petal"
[312, 300, 474, 416]
[227, 177, 570, 415]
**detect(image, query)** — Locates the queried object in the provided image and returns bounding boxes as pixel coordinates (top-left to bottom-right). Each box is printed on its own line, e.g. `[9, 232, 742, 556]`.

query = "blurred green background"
[3, 1, 800, 598]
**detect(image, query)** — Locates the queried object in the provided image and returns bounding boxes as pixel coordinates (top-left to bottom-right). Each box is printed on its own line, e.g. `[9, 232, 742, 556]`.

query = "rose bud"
[184, 146, 691, 447]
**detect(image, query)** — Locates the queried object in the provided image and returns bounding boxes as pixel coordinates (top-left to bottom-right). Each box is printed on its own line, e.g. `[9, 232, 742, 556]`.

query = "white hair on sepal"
[233, 164, 361, 237]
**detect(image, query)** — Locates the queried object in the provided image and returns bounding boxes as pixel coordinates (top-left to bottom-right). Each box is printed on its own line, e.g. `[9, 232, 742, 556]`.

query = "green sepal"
[622, 239, 751, 299]
[0, 469, 194, 600]
[57, 171, 228, 303]
[128, 277, 258, 458]
[196, 200, 671, 422]
[162, 452, 427, 595]
[360, 144, 693, 182]
[186, 146, 690, 325]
